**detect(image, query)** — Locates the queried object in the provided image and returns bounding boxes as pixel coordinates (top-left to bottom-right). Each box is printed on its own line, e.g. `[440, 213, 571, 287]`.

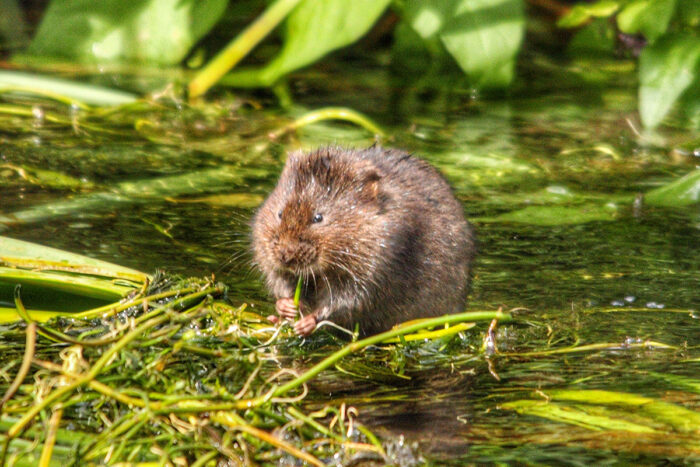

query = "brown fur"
[252, 146, 476, 336]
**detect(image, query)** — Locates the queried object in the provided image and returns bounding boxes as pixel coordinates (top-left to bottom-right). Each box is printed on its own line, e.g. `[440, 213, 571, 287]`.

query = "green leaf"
[0, 236, 147, 283]
[0, 71, 137, 106]
[405, 0, 525, 88]
[639, 34, 700, 128]
[473, 203, 619, 225]
[0, 236, 146, 315]
[679, 78, 700, 127]
[548, 389, 700, 433]
[27, 0, 227, 65]
[0, 307, 65, 324]
[557, 6, 591, 28]
[501, 400, 657, 433]
[557, 1, 620, 28]
[676, 0, 700, 28]
[258, 0, 391, 84]
[617, 0, 676, 42]
[567, 17, 616, 56]
[504, 389, 700, 434]
[0, 267, 133, 301]
[645, 170, 700, 206]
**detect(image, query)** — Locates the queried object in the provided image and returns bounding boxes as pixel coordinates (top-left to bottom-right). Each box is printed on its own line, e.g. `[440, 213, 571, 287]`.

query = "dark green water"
[1, 58, 699, 464]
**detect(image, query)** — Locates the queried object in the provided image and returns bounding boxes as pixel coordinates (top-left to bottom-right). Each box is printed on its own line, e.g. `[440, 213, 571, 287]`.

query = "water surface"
[1, 57, 699, 464]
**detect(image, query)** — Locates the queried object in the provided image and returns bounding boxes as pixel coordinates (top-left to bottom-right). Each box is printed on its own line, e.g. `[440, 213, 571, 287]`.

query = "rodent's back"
[337, 147, 475, 334]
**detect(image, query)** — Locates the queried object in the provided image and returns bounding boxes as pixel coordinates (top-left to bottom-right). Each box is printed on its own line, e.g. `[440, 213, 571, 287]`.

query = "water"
[1, 56, 699, 463]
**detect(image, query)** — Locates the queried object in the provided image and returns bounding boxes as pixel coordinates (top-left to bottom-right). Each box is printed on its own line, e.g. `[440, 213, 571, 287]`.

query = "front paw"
[276, 297, 299, 320]
[294, 314, 317, 336]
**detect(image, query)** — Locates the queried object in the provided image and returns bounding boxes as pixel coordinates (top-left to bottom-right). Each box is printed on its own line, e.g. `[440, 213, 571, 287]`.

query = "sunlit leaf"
[258, 0, 391, 84]
[0, 237, 146, 315]
[405, 0, 525, 88]
[557, 1, 620, 28]
[0, 163, 95, 190]
[0, 71, 137, 106]
[170, 193, 264, 208]
[617, 0, 676, 42]
[502, 399, 657, 433]
[548, 390, 700, 433]
[639, 34, 700, 128]
[27, 0, 227, 65]
[645, 170, 700, 206]
[0, 236, 147, 283]
[505, 390, 700, 435]
[0, 307, 71, 324]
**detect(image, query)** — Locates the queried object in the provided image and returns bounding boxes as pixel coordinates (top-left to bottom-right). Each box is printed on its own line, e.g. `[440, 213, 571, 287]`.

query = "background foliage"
[0, 0, 698, 126]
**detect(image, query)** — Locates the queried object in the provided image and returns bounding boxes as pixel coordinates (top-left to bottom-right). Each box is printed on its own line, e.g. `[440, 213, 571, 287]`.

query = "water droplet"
[611, 300, 625, 307]
[32, 106, 45, 122]
[624, 295, 636, 303]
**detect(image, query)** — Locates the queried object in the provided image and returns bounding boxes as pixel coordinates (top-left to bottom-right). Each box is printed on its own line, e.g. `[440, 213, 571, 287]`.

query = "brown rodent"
[252, 146, 476, 337]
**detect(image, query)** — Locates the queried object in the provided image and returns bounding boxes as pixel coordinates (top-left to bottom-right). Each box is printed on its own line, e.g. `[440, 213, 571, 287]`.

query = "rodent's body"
[252, 146, 476, 336]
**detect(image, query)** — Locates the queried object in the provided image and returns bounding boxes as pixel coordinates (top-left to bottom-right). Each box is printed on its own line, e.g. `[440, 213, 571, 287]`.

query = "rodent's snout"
[276, 239, 317, 270]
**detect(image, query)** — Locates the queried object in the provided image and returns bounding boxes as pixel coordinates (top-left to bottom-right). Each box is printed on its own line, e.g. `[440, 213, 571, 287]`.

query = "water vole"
[252, 146, 476, 336]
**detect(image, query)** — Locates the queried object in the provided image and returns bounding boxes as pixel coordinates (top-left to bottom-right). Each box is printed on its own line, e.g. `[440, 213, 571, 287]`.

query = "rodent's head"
[253, 147, 387, 278]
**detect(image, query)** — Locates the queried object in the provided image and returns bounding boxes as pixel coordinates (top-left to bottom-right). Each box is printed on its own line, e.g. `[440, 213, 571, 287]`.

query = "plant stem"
[0, 320, 35, 411]
[293, 276, 303, 308]
[500, 340, 676, 357]
[273, 310, 511, 397]
[73, 287, 196, 320]
[269, 107, 385, 138]
[5, 292, 210, 438]
[188, 0, 303, 98]
[211, 412, 324, 467]
[39, 408, 62, 467]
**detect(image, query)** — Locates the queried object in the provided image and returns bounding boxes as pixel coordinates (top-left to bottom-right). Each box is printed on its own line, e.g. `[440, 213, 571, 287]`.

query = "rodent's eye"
[277, 210, 283, 219]
[312, 213, 323, 224]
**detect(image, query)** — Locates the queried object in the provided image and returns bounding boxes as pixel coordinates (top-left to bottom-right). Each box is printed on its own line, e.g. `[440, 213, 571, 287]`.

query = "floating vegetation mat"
[0, 259, 510, 465]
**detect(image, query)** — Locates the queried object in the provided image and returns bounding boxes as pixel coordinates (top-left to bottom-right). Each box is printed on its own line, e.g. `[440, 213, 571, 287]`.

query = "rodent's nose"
[277, 241, 316, 268]
[278, 244, 296, 266]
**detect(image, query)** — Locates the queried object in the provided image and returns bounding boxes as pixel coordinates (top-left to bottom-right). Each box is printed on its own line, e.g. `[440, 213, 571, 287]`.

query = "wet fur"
[252, 146, 476, 336]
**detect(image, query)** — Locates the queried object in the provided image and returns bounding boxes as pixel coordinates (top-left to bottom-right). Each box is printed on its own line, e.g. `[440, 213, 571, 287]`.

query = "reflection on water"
[1, 62, 699, 463]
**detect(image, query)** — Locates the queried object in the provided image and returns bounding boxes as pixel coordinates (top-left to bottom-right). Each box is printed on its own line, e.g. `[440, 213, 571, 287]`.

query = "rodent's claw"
[267, 315, 279, 324]
[276, 297, 299, 319]
[294, 314, 317, 336]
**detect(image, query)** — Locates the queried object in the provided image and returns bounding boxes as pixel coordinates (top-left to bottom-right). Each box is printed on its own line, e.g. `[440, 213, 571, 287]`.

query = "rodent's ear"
[359, 168, 383, 202]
